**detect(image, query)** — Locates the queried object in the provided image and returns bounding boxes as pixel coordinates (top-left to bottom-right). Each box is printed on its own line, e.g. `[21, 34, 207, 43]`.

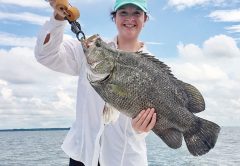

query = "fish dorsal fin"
[135, 52, 205, 113]
[135, 52, 176, 79]
[179, 81, 205, 113]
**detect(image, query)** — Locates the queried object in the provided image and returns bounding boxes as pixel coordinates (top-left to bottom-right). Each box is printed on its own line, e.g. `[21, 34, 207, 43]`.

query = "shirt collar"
[111, 36, 147, 52]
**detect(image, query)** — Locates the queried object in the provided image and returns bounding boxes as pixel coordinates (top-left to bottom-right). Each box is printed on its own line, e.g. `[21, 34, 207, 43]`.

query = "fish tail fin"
[183, 118, 220, 156]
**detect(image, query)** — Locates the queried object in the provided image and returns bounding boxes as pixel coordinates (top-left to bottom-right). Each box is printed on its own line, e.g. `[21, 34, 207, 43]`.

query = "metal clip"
[67, 20, 86, 41]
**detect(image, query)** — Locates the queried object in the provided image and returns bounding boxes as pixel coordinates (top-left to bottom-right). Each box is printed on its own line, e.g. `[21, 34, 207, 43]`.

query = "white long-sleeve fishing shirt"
[34, 16, 150, 166]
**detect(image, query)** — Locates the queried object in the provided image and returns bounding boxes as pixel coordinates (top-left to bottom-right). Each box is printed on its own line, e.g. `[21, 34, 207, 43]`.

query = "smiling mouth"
[123, 24, 136, 28]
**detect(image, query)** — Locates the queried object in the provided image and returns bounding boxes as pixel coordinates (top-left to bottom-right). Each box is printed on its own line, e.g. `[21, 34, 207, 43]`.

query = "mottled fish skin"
[82, 35, 221, 156]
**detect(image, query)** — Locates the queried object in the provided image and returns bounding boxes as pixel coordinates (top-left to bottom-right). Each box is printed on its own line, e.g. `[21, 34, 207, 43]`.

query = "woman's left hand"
[132, 108, 156, 134]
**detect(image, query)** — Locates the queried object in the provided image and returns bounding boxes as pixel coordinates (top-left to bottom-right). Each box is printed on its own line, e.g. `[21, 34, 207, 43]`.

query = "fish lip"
[82, 34, 102, 66]
[83, 34, 100, 48]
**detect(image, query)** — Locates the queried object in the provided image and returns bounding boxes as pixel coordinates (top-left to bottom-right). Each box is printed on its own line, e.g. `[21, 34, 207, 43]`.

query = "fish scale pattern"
[83, 37, 220, 156]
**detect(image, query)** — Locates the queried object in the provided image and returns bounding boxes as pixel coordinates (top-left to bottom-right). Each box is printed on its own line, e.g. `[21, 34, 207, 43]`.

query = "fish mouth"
[82, 34, 100, 50]
[82, 34, 101, 66]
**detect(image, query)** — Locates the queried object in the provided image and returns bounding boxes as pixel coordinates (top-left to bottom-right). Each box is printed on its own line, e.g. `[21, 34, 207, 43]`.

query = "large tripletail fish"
[82, 34, 220, 156]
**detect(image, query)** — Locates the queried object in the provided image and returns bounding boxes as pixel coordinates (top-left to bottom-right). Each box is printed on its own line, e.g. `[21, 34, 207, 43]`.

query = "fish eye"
[95, 42, 101, 47]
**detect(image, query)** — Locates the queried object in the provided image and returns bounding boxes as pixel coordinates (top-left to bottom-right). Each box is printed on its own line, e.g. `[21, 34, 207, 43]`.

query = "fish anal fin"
[154, 128, 183, 149]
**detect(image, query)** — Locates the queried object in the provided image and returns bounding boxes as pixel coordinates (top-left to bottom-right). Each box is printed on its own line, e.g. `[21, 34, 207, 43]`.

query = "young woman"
[35, 0, 156, 165]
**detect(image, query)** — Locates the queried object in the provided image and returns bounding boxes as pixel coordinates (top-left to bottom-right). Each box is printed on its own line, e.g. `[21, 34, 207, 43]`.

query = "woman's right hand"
[47, 0, 65, 20]
[132, 108, 156, 134]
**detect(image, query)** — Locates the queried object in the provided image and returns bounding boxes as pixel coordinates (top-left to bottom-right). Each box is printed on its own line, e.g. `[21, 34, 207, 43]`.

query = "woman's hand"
[132, 108, 156, 134]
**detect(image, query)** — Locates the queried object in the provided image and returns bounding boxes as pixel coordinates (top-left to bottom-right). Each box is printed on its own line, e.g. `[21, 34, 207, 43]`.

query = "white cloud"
[1, 87, 13, 100]
[209, 9, 240, 22]
[225, 24, 240, 33]
[178, 35, 240, 59]
[231, 98, 240, 109]
[168, 34, 240, 126]
[53, 89, 74, 110]
[0, 32, 36, 47]
[203, 35, 240, 58]
[73, 0, 114, 4]
[0, 46, 77, 129]
[0, 34, 239, 128]
[0, 80, 13, 102]
[0, 0, 49, 8]
[168, 0, 209, 10]
[167, 0, 226, 10]
[172, 63, 228, 82]
[0, 11, 48, 25]
[0, 33, 73, 48]
[0, 79, 7, 86]
[178, 43, 204, 59]
[208, 9, 240, 35]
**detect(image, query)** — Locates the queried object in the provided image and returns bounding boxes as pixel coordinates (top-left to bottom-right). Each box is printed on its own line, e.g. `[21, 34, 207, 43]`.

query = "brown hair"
[110, 11, 149, 21]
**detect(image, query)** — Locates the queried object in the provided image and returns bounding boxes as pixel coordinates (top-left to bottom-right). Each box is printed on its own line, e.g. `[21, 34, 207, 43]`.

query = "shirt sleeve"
[34, 15, 84, 76]
[127, 118, 150, 140]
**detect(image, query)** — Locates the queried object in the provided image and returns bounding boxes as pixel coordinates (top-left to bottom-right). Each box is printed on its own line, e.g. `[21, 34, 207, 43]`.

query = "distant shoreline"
[0, 128, 70, 132]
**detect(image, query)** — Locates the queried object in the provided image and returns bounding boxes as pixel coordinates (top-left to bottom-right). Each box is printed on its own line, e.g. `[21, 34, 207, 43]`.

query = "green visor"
[114, 0, 148, 12]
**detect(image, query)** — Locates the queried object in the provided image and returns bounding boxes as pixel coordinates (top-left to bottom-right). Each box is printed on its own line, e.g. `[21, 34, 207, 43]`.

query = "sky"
[0, 0, 239, 129]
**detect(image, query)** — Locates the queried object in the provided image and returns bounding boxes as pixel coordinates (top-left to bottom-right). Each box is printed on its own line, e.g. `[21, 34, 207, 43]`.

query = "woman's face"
[115, 5, 147, 40]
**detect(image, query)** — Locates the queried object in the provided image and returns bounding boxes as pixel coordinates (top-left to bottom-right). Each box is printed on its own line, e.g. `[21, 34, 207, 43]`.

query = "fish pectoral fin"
[103, 103, 120, 124]
[158, 128, 183, 149]
[181, 82, 205, 113]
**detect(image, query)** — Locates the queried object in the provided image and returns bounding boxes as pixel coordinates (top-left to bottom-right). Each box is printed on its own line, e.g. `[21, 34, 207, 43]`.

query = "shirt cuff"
[49, 14, 67, 30]
[129, 119, 150, 140]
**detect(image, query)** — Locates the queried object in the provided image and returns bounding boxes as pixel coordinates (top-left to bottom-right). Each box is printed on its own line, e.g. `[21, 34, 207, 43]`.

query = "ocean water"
[0, 127, 239, 166]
